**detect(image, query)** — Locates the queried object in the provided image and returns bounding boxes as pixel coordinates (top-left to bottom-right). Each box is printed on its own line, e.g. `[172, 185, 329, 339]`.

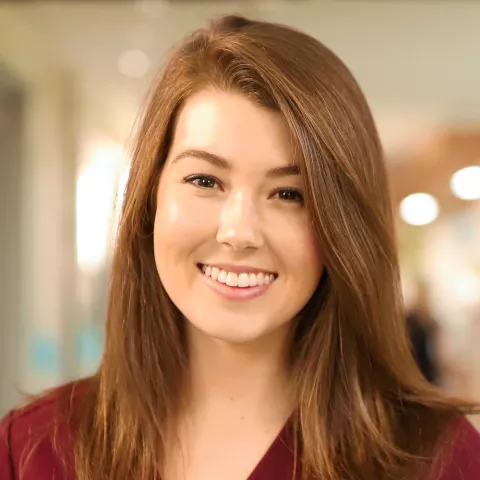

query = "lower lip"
[199, 270, 276, 301]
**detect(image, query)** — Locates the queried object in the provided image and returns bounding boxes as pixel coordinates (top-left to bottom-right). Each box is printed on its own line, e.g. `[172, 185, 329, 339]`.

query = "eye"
[271, 188, 304, 204]
[184, 174, 220, 190]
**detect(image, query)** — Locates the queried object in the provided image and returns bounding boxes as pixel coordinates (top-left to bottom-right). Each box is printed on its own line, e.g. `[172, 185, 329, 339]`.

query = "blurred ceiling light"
[399, 193, 439, 226]
[118, 49, 150, 78]
[134, 0, 167, 17]
[450, 165, 480, 200]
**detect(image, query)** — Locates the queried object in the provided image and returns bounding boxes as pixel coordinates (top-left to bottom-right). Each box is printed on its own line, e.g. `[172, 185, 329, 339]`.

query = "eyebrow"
[171, 149, 301, 178]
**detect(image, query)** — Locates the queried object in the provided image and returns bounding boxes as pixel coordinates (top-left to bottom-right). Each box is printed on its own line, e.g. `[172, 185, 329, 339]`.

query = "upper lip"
[199, 263, 277, 275]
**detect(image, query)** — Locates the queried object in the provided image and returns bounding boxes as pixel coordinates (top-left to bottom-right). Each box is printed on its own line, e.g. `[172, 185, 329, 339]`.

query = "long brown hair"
[71, 15, 476, 480]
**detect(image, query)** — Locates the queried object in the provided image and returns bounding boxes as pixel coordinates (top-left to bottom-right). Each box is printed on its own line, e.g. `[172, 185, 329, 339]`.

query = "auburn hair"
[64, 15, 477, 480]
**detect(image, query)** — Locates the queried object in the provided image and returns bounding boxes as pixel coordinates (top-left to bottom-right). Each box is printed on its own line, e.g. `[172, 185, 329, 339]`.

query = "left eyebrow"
[265, 164, 301, 178]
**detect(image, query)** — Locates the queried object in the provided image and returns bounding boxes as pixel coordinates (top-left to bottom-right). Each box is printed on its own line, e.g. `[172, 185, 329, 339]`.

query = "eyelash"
[183, 174, 220, 190]
[271, 187, 304, 204]
[183, 174, 304, 205]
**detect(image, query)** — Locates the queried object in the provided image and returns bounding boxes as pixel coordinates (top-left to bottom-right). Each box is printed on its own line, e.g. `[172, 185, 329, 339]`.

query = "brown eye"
[184, 175, 219, 190]
[271, 188, 304, 204]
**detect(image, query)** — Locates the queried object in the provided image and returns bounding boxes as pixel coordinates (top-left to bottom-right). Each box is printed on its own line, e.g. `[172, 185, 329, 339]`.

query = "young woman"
[1, 15, 479, 480]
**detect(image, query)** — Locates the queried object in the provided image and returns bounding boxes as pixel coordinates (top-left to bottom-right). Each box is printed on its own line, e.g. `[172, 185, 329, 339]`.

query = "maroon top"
[1, 385, 479, 479]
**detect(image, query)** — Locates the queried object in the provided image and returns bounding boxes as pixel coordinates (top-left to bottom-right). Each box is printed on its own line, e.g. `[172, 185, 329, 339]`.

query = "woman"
[1, 15, 479, 480]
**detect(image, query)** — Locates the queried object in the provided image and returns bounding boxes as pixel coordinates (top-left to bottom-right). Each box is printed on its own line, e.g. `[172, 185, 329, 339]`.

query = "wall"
[0, 8, 79, 409]
[0, 70, 23, 414]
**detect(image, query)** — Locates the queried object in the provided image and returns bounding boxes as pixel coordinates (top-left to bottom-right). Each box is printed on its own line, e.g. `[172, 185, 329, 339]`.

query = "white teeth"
[211, 267, 220, 281]
[226, 272, 238, 287]
[238, 273, 250, 288]
[200, 265, 276, 288]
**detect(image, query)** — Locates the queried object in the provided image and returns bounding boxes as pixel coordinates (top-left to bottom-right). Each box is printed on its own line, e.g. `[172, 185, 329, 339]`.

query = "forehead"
[168, 89, 296, 169]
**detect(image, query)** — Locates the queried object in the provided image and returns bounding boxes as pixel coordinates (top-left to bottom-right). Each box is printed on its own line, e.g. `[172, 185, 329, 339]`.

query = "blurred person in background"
[1, 15, 480, 480]
[407, 309, 439, 384]
[406, 280, 440, 385]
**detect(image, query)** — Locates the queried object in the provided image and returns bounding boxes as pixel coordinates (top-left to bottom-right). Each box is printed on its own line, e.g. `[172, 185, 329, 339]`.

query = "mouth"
[197, 263, 278, 288]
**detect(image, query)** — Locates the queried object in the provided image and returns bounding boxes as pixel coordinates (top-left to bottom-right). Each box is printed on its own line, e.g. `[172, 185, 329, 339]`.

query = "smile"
[197, 263, 278, 301]
[200, 264, 276, 287]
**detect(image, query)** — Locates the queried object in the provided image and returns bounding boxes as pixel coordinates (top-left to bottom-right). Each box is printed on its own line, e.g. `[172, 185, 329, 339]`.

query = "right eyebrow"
[171, 149, 231, 170]
[171, 148, 302, 178]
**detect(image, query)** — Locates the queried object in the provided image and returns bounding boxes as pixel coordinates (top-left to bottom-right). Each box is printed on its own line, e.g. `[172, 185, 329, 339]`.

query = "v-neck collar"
[247, 422, 297, 479]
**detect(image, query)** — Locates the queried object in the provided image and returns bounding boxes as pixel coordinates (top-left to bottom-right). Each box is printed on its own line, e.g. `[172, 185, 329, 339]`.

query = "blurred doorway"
[0, 66, 24, 415]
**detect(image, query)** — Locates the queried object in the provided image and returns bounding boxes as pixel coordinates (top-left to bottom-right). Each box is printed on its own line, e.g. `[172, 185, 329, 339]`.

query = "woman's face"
[154, 89, 324, 344]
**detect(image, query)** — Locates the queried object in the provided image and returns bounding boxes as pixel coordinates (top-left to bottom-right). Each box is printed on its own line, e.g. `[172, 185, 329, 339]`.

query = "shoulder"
[434, 417, 480, 480]
[0, 379, 92, 480]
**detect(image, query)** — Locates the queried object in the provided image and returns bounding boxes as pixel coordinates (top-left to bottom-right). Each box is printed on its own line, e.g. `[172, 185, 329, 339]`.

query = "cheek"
[153, 185, 215, 259]
[307, 230, 323, 267]
[155, 188, 195, 232]
[281, 219, 324, 282]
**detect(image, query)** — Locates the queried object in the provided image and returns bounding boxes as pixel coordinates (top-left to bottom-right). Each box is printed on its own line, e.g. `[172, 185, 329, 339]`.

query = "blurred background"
[0, 0, 479, 427]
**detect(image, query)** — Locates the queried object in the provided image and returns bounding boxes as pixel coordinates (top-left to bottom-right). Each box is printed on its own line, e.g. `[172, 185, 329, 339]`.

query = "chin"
[187, 315, 290, 346]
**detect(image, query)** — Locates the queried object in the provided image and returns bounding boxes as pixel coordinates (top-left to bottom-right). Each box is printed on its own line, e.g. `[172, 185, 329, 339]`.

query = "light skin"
[153, 89, 324, 479]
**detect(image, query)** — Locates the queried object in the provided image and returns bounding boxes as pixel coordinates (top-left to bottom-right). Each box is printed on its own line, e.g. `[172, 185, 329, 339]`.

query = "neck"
[184, 324, 294, 425]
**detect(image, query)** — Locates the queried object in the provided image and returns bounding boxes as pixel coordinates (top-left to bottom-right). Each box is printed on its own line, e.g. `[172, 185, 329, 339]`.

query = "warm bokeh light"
[118, 49, 150, 78]
[450, 165, 480, 201]
[452, 271, 480, 306]
[399, 193, 440, 226]
[76, 143, 125, 275]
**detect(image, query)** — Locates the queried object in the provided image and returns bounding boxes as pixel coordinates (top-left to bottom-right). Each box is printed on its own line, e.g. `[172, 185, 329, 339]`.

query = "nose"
[216, 190, 264, 251]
